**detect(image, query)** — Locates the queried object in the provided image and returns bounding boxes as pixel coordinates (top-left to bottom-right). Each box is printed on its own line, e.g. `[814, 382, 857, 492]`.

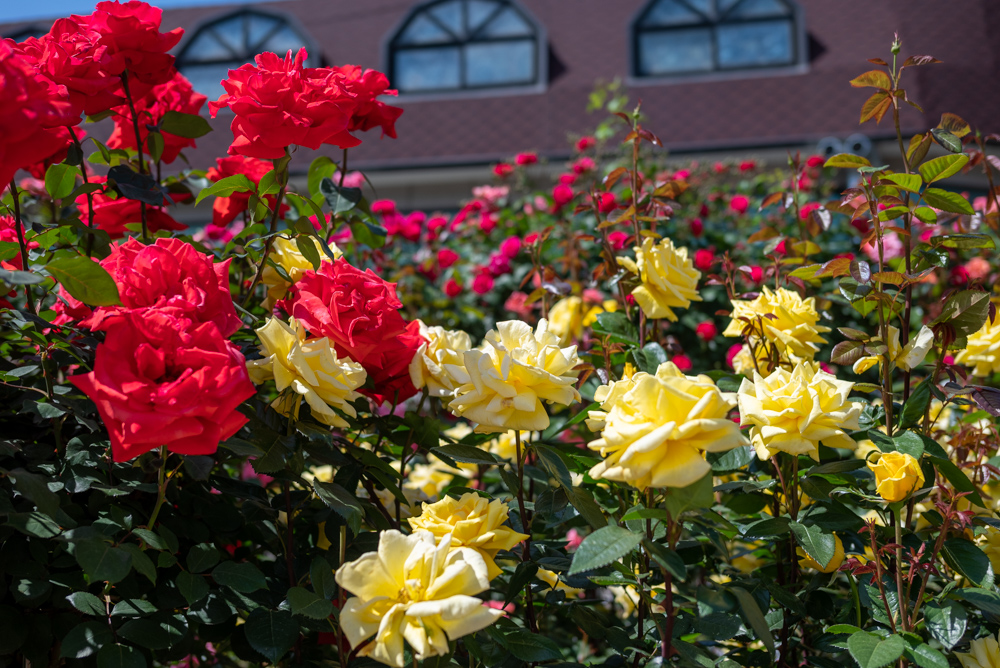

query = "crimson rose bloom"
[81, 237, 241, 337]
[0, 216, 38, 271]
[26, 127, 86, 180]
[108, 71, 206, 164]
[86, 1, 183, 87]
[76, 177, 185, 237]
[209, 49, 359, 160]
[205, 156, 284, 228]
[282, 258, 423, 403]
[333, 65, 403, 138]
[0, 42, 78, 189]
[14, 17, 123, 116]
[70, 310, 253, 462]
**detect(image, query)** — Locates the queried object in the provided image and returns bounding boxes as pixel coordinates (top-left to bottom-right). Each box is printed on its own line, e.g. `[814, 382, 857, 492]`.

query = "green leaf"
[501, 628, 562, 662]
[534, 443, 572, 488]
[905, 643, 949, 668]
[918, 153, 969, 183]
[195, 174, 255, 205]
[117, 619, 169, 650]
[893, 431, 925, 460]
[942, 537, 993, 587]
[644, 540, 686, 581]
[131, 528, 168, 551]
[932, 290, 991, 338]
[307, 156, 338, 197]
[76, 540, 132, 584]
[245, 609, 299, 664]
[708, 445, 754, 473]
[899, 378, 933, 431]
[430, 444, 499, 466]
[568, 525, 643, 574]
[60, 621, 113, 659]
[186, 544, 220, 573]
[146, 131, 164, 164]
[930, 456, 985, 507]
[66, 591, 106, 616]
[96, 643, 146, 668]
[922, 188, 974, 214]
[912, 206, 937, 223]
[825, 153, 872, 169]
[160, 110, 213, 138]
[930, 128, 963, 153]
[111, 599, 157, 617]
[592, 311, 637, 343]
[728, 586, 775, 657]
[848, 631, 906, 668]
[47, 255, 121, 306]
[320, 177, 362, 214]
[310, 556, 337, 600]
[294, 234, 321, 270]
[662, 473, 714, 518]
[313, 481, 364, 535]
[923, 600, 966, 650]
[8, 468, 61, 516]
[563, 485, 608, 529]
[119, 544, 156, 584]
[348, 218, 387, 249]
[286, 586, 334, 620]
[789, 522, 836, 569]
[211, 561, 267, 593]
[955, 588, 1000, 614]
[45, 163, 77, 200]
[931, 233, 994, 249]
[880, 173, 922, 192]
[176, 571, 208, 606]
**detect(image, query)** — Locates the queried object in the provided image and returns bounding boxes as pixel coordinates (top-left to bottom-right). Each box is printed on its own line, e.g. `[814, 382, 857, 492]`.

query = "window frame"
[628, 0, 807, 85]
[383, 0, 548, 101]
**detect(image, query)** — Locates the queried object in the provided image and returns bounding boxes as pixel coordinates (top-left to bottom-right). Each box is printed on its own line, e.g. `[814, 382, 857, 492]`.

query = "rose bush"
[2, 8, 1000, 668]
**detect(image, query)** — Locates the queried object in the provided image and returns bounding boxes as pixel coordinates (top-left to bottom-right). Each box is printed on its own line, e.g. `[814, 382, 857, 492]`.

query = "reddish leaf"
[860, 91, 891, 124]
[747, 226, 779, 243]
[849, 69, 892, 90]
[867, 57, 889, 66]
[759, 192, 785, 210]
[603, 166, 628, 189]
[901, 55, 941, 69]
[938, 112, 971, 138]
[818, 257, 852, 277]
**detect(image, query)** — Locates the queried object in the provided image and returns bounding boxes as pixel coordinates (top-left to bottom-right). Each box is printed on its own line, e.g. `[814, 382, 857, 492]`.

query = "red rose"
[283, 259, 423, 403]
[107, 70, 206, 165]
[575, 136, 595, 152]
[799, 202, 821, 221]
[472, 271, 494, 295]
[671, 354, 693, 372]
[552, 183, 574, 209]
[694, 249, 715, 271]
[70, 310, 253, 462]
[739, 160, 756, 172]
[558, 173, 576, 186]
[437, 248, 459, 269]
[493, 163, 513, 178]
[695, 321, 718, 341]
[86, 1, 183, 87]
[607, 231, 629, 251]
[729, 195, 749, 215]
[499, 236, 522, 258]
[0, 215, 38, 271]
[81, 237, 240, 337]
[26, 126, 87, 180]
[573, 157, 595, 174]
[444, 278, 462, 297]
[52, 284, 93, 326]
[332, 64, 403, 138]
[749, 265, 764, 283]
[597, 192, 617, 214]
[690, 218, 704, 237]
[479, 212, 497, 234]
[209, 49, 357, 160]
[370, 200, 396, 215]
[205, 156, 282, 228]
[0, 42, 78, 189]
[806, 155, 825, 168]
[75, 177, 184, 237]
[515, 152, 537, 166]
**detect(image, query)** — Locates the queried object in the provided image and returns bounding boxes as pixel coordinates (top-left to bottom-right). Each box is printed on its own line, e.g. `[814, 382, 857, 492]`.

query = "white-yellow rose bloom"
[724, 286, 830, 362]
[408, 493, 528, 579]
[853, 325, 934, 374]
[261, 235, 342, 309]
[956, 314, 1000, 377]
[586, 361, 748, 490]
[737, 362, 861, 461]
[957, 630, 1000, 668]
[618, 236, 701, 321]
[447, 319, 581, 433]
[547, 295, 618, 344]
[246, 317, 365, 427]
[336, 530, 503, 668]
[408, 320, 473, 397]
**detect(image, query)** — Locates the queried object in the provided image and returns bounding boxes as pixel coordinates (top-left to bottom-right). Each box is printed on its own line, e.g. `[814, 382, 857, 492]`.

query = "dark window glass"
[177, 11, 316, 99]
[390, 0, 541, 93]
[634, 0, 798, 77]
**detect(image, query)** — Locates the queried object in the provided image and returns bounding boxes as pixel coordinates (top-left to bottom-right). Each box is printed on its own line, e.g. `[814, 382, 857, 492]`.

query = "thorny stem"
[890, 55, 915, 403]
[119, 70, 149, 242]
[284, 480, 303, 662]
[241, 176, 288, 308]
[68, 127, 97, 257]
[863, 180, 894, 432]
[909, 494, 956, 627]
[8, 181, 35, 314]
[514, 431, 538, 633]
[340, 148, 348, 188]
[867, 522, 897, 634]
[892, 509, 908, 632]
[145, 446, 169, 529]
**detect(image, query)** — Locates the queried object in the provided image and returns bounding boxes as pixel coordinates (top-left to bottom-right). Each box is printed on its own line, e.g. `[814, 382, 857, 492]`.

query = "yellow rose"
[336, 530, 503, 668]
[723, 286, 830, 362]
[731, 544, 767, 574]
[407, 493, 528, 579]
[262, 236, 341, 308]
[246, 317, 366, 427]
[536, 568, 584, 597]
[587, 361, 748, 490]
[617, 236, 701, 321]
[737, 362, 861, 461]
[981, 528, 1000, 573]
[796, 534, 845, 573]
[408, 320, 473, 397]
[957, 630, 1000, 668]
[956, 314, 1000, 376]
[547, 296, 618, 344]
[609, 584, 665, 618]
[853, 325, 935, 374]
[868, 450, 925, 503]
[447, 319, 581, 433]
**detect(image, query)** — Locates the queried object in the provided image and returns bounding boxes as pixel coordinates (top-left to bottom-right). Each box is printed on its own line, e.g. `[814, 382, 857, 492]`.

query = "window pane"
[211, 16, 244, 52]
[430, 0, 464, 38]
[398, 14, 454, 45]
[467, 0, 500, 33]
[726, 0, 790, 18]
[395, 47, 461, 90]
[262, 25, 308, 56]
[637, 28, 713, 74]
[180, 62, 245, 100]
[247, 14, 280, 49]
[717, 19, 792, 68]
[480, 8, 532, 38]
[183, 33, 235, 61]
[642, 0, 705, 27]
[464, 40, 534, 86]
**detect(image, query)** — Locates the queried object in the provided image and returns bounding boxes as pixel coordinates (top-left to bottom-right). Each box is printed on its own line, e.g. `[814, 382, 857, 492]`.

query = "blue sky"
[0, 0, 285, 23]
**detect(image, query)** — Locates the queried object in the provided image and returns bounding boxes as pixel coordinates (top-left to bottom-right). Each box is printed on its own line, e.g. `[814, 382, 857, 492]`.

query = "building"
[3, 0, 999, 214]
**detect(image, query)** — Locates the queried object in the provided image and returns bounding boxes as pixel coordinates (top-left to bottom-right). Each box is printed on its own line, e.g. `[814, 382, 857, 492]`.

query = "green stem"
[241, 172, 289, 308]
[514, 431, 538, 633]
[119, 70, 149, 242]
[146, 446, 168, 529]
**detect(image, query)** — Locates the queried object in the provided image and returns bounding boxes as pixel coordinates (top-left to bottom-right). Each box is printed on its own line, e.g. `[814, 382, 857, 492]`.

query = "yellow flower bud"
[868, 450, 925, 503]
[956, 314, 1000, 377]
[737, 362, 861, 461]
[246, 317, 365, 427]
[617, 236, 701, 321]
[587, 361, 748, 490]
[796, 534, 845, 573]
[852, 325, 934, 375]
[261, 236, 341, 308]
[407, 493, 528, 580]
[723, 286, 830, 362]
[957, 630, 1000, 668]
[980, 528, 1000, 574]
[408, 320, 472, 398]
[336, 530, 503, 668]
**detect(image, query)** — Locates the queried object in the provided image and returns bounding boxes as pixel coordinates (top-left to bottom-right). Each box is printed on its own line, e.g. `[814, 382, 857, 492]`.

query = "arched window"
[388, 0, 543, 94]
[176, 10, 317, 99]
[633, 0, 800, 78]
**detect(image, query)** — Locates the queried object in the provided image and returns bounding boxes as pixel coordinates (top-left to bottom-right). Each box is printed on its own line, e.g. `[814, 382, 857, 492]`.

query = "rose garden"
[2, 3, 1000, 668]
